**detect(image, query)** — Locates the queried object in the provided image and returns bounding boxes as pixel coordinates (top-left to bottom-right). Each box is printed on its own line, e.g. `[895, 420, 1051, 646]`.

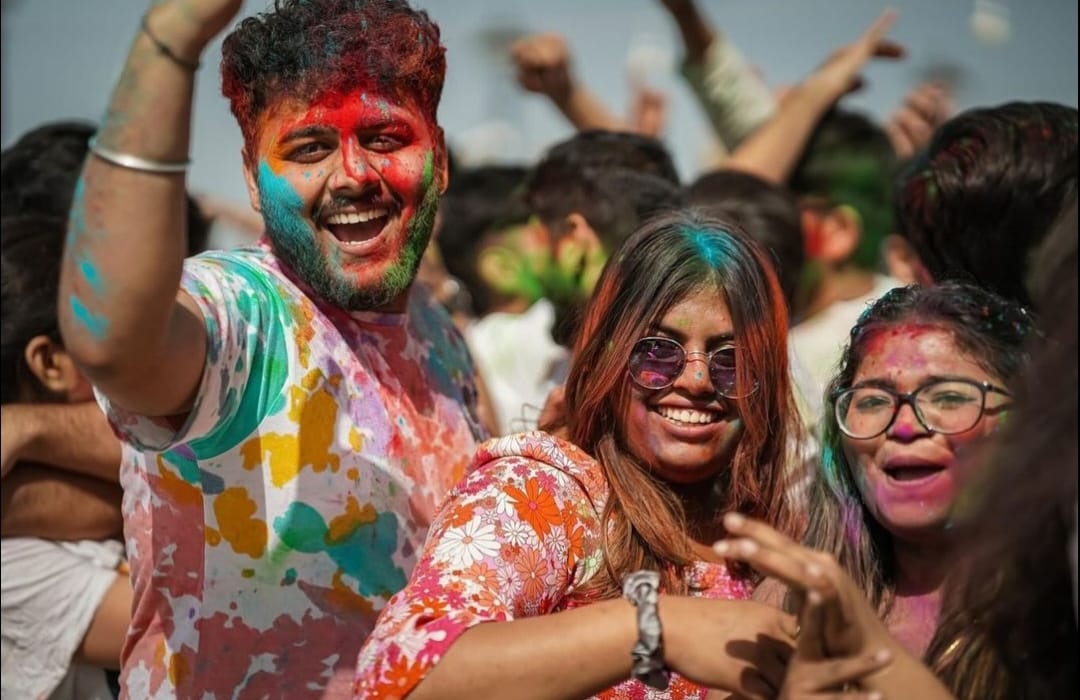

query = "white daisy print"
[434, 520, 501, 567]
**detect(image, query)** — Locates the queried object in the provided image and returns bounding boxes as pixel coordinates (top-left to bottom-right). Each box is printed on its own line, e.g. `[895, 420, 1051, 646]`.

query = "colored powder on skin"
[258, 161, 309, 248]
[257, 160, 352, 306]
[374, 149, 438, 302]
[78, 257, 106, 297]
[67, 177, 88, 246]
[69, 294, 108, 339]
[257, 147, 439, 310]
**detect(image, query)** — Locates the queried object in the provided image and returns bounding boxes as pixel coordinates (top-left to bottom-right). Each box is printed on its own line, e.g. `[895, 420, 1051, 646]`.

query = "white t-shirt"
[789, 275, 901, 413]
[466, 299, 568, 435]
[1, 537, 123, 700]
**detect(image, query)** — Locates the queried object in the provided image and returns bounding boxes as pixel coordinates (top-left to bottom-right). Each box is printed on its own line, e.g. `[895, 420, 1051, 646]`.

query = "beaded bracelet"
[141, 15, 200, 72]
[88, 138, 190, 174]
[622, 570, 670, 690]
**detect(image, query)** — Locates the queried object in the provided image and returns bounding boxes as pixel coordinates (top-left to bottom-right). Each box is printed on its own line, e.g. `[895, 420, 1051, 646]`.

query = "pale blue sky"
[3, 0, 1076, 207]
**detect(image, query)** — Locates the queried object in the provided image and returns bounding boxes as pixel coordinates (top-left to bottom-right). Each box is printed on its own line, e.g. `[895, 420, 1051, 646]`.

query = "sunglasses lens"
[709, 346, 739, 396]
[629, 338, 683, 389]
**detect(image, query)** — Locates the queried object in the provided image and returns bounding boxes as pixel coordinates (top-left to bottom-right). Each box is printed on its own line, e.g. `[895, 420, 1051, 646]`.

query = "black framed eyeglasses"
[833, 379, 1012, 440]
[627, 336, 757, 399]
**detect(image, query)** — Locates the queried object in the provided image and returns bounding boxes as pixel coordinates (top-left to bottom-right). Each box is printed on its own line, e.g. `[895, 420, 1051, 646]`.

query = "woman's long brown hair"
[546, 209, 801, 597]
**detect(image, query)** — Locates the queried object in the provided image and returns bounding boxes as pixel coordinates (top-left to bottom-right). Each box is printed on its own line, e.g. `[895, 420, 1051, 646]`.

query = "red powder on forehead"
[859, 322, 944, 355]
[251, 85, 436, 168]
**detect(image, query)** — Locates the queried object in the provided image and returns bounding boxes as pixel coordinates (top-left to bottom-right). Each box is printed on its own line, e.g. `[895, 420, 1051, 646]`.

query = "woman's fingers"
[723, 513, 799, 550]
[795, 596, 827, 661]
[715, 537, 819, 591]
[788, 649, 892, 693]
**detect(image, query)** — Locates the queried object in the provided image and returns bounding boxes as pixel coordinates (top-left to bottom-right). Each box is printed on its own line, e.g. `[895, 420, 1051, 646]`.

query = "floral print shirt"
[100, 243, 486, 699]
[354, 431, 754, 699]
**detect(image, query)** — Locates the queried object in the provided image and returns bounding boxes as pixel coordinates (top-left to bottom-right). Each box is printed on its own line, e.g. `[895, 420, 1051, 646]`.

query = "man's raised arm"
[58, 1, 242, 417]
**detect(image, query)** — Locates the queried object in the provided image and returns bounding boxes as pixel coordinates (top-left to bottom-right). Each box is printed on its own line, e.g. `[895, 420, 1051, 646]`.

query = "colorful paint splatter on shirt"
[102, 242, 486, 698]
[355, 431, 754, 699]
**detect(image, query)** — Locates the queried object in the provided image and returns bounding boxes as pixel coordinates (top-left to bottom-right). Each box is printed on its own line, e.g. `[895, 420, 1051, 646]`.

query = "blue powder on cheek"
[257, 161, 312, 249]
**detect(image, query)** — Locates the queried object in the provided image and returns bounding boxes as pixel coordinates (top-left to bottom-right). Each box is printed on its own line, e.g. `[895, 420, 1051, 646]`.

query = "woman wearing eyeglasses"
[354, 211, 840, 699]
[743, 281, 1034, 663]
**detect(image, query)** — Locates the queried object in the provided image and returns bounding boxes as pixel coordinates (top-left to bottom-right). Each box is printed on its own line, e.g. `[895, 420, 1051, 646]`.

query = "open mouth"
[654, 406, 722, 426]
[883, 464, 946, 482]
[324, 207, 392, 250]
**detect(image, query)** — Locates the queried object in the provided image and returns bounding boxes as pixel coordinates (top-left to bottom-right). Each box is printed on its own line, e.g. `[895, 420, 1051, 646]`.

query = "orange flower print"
[504, 478, 562, 538]
[446, 504, 476, 527]
[407, 596, 448, 619]
[565, 524, 586, 568]
[513, 548, 551, 602]
[462, 561, 499, 593]
[372, 655, 427, 699]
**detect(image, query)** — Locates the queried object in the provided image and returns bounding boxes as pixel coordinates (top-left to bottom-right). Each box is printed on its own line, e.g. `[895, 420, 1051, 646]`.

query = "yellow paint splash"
[326, 495, 379, 545]
[213, 487, 268, 559]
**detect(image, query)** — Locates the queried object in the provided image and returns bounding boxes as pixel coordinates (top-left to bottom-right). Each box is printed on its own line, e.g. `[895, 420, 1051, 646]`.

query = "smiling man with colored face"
[56, 1, 486, 697]
[248, 87, 444, 312]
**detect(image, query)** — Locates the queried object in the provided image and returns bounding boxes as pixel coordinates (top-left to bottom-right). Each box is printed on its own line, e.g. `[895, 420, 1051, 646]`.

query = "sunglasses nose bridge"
[683, 350, 710, 365]
[671, 350, 717, 395]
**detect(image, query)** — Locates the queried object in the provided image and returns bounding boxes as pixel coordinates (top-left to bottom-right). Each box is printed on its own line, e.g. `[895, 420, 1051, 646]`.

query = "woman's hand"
[712, 514, 896, 660]
[659, 595, 799, 699]
[776, 594, 892, 699]
[714, 514, 958, 699]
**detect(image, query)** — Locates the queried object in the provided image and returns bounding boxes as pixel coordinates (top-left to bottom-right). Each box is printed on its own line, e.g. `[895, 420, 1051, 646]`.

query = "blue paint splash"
[78, 257, 106, 297]
[273, 502, 406, 596]
[69, 294, 108, 339]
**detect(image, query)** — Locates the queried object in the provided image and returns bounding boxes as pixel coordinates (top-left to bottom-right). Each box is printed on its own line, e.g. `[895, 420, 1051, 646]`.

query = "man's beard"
[265, 183, 439, 311]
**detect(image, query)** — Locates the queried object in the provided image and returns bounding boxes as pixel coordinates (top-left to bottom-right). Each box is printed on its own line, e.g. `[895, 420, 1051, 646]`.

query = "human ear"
[23, 336, 88, 401]
[241, 146, 263, 215]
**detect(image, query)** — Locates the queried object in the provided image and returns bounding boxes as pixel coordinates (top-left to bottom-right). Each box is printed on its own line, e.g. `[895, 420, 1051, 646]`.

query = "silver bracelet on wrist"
[622, 570, 670, 690]
[88, 138, 190, 174]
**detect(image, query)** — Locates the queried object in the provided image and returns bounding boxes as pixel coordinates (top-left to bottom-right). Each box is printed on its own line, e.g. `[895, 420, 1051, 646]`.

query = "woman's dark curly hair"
[221, 0, 445, 154]
[802, 281, 1035, 616]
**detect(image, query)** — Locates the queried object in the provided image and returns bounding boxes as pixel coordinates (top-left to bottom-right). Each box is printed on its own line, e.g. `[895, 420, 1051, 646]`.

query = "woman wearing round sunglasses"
[357, 211, 810, 698]
[747, 282, 1033, 667]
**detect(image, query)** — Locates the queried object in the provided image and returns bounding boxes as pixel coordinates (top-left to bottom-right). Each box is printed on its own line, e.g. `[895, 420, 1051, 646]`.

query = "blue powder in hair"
[682, 226, 726, 268]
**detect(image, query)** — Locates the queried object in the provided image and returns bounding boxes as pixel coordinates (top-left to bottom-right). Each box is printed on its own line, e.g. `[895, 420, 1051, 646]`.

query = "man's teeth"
[325, 208, 389, 225]
[656, 406, 719, 425]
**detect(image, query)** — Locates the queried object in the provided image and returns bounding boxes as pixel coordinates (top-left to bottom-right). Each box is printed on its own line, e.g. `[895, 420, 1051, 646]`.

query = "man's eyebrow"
[278, 125, 335, 143]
